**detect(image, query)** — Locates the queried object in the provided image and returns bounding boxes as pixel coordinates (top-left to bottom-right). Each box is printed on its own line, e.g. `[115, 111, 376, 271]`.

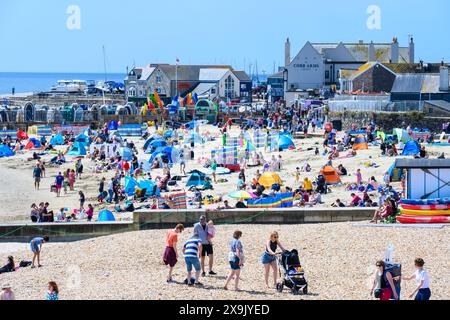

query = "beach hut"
[97, 210, 116, 222]
[186, 170, 207, 187]
[402, 141, 420, 156]
[0, 145, 15, 158]
[320, 166, 342, 185]
[67, 142, 87, 156]
[50, 134, 65, 146]
[259, 172, 283, 188]
[352, 135, 369, 150]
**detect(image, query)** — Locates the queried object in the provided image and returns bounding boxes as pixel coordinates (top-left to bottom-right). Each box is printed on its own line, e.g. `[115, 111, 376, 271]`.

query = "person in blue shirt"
[30, 236, 49, 268]
[55, 172, 64, 197]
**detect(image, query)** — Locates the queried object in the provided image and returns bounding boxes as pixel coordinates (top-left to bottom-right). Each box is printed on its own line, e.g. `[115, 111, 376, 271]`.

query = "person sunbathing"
[370, 199, 393, 223]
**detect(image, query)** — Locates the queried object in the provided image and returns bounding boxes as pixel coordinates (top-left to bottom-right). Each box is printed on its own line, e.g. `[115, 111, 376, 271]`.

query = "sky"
[0, 0, 449, 74]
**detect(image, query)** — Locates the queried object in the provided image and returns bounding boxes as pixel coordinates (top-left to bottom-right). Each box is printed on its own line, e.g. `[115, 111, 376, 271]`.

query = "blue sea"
[0, 72, 126, 95]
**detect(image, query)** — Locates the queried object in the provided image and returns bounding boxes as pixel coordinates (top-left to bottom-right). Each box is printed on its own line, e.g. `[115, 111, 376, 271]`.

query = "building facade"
[282, 37, 415, 102]
[125, 64, 251, 105]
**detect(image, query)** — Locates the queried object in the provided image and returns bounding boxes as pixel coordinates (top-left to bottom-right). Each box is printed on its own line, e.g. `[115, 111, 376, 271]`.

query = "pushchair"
[276, 250, 308, 295]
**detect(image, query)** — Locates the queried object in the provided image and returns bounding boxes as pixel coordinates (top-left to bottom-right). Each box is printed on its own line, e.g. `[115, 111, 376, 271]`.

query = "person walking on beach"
[163, 224, 185, 283]
[370, 260, 399, 300]
[182, 235, 203, 286]
[76, 159, 83, 179]
[33, 164, 42, 190]
[356, 168, 362, 185]
[261, 231, 286, 289]
[0, 283, 15, 300]
[194, 215, 217, 277]
[396, 258, 431, 300]
[69, 169, 76, 191]
[78, 191, 85, 212]
[211, 159, 218, 184]
[30, 236, 49, 268]
[46, 282, 59, 300]
[55, 172, 64, 197]
[224, 230, 244, 291]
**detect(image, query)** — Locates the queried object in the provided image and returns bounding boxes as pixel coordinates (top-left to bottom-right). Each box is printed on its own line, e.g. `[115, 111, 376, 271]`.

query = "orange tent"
[353, 135, 368, 150]
[320, 166, 341, 185]
[258, 172, 283, 188]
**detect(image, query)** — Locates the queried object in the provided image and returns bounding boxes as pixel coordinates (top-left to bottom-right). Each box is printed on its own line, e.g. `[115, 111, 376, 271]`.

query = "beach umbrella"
[227, 190, 254, 199]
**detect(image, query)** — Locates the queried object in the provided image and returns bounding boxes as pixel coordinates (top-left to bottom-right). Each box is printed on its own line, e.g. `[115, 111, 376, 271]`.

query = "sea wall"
[0, 208, 376, 242]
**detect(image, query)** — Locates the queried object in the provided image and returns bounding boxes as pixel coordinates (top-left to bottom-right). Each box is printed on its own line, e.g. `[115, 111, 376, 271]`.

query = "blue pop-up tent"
[145, 140, 168, 154]
[67, 142, 87, 156]
[50, 134, 65, 145]
[108, 121, 119, 131]
[0, 145, 14, 158]
[97, 209, 115, 222]
[119, 147, 134, 161]
[402, 140, 420, 156]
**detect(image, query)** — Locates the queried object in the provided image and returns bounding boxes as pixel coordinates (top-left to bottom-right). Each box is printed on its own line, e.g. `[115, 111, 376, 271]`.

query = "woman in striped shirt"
[182, 236, 203, 286]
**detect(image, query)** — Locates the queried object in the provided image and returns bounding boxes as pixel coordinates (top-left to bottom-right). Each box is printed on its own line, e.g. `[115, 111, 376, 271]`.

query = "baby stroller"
[276, 250, 308, 295]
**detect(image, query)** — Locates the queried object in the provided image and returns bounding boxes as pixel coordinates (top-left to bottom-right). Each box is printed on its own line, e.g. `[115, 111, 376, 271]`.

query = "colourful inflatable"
[400, 209, 450, 216]
[397, 215, 450, 224]
[400, 198, 450, 205]
[400, 204, 450, 211]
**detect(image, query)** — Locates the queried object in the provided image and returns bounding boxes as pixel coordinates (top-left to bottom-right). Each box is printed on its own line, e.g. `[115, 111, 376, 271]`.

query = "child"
[46, 282, 59, 300]
[57, 208, 66, 222]
[315, 147, 319, 156]
[295, 167, 301, 183]
[207, 220, 216, 244]
[356, 168, 362, 185]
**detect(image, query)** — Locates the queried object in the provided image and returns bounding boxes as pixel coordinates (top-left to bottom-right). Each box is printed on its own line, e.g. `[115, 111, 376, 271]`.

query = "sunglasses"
[376, 264, 382, 267]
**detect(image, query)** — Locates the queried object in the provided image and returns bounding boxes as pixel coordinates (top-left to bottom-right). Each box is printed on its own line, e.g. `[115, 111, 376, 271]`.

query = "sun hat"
[2, 283, 11, 289]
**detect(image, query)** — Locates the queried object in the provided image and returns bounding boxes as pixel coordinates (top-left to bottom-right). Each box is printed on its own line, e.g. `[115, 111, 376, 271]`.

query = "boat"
[397, 215, 450, 224]
[51, 80, 87, 93]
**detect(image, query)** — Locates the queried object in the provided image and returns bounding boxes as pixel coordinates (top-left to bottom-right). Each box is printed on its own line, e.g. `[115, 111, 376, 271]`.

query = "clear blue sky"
[1, 0, 449, 74]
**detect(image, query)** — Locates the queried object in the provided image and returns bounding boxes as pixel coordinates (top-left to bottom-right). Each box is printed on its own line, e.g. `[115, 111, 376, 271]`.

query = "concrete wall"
[0, 221, 137, 242]
[135, 208, 376, 230]
[0, 208, 376, 242]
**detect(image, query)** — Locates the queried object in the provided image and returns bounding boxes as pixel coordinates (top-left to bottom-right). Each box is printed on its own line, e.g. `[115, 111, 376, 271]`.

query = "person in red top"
[350, 193, 362, 207]
[123, 161, 130, 172]
[163, 224, 185, 283]
[370, 199, 393, 223]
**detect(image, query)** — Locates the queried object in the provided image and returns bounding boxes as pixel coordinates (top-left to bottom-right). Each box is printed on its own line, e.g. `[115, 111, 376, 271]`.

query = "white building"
[283, 37, 415, 102]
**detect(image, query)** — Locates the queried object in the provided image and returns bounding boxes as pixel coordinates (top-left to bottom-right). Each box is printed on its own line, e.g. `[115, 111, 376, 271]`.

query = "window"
[156, 75, 162, 83]
[211, 88, 216, 94]
[224, 76, 235, 99]
[429, 108, 433, 114]
[128, 87, 136, 97]
[156, 87, 161, 94]
[325, 71, 330, 79]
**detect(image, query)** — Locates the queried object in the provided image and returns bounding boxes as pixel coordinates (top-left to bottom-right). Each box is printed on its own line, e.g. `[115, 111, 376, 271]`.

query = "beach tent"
[164, 130, 175, 139]
[124, 176, 139, 196]
[149, 146, 180, 164]
[119, 147, 134, 161]
[402, 140, 420, 156]
[97, 209, 116, 222]
[143, 135, 163, 150]
[108, 121, 119, 131]
[393, 128, 411, 144]
[186, 170, 207, 187]
[277, 135, 295, 151]
[67, 142, 87, 156]
[50, 134, 65, 146]
[138, 180, 160, 197]
[75, 134, 91, 146]
[352, 135, 369, 150]
[0, 145, 15, 158]
[25, 138, 42, 150]
[259, 172, 283, 188]
[145, 140, 168, 154]
[320, 166, 342, 185]
[376, 131, 386, 142]
[17, 130, 28, 140]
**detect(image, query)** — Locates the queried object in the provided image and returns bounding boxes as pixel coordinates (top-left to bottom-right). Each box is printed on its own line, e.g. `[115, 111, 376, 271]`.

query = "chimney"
[285, 38, 291, 67]
[409, 36, 415, 63]
[440, 66, 449, 91]
[368, 41, 376, 61]
[391, 37, 399, 63]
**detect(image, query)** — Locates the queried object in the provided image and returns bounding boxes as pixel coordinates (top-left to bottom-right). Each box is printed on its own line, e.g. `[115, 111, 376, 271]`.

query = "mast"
[102, 45, 108, 82]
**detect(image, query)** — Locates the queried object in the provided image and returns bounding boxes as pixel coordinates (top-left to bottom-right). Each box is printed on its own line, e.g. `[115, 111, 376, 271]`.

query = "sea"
[0, 72, 126, 95]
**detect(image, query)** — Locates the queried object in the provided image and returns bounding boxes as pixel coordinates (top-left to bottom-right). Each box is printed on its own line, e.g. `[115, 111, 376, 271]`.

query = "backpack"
[385, 262, 402, 287]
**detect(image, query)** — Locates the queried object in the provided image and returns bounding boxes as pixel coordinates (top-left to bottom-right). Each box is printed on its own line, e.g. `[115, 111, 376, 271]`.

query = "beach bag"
[19, 260, 32, 268]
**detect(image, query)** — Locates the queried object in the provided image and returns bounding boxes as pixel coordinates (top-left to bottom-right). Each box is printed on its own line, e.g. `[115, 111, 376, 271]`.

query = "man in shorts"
[33, 164, 42, 190]
[55, 172, 64, 197]
[30, 236, 49, 268]
[194, 215, 216, 277]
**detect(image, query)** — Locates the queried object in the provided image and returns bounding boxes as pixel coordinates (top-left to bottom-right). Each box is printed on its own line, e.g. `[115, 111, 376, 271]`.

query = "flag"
[141, 103, 148, 116]
[172, 95, 179, 106]
[193, 93, 199, 104]
[183, 95, 188, 107]
[147, 98, 157, 115]
[154, 91, 163, 109]
[187, 93, 192, 105]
